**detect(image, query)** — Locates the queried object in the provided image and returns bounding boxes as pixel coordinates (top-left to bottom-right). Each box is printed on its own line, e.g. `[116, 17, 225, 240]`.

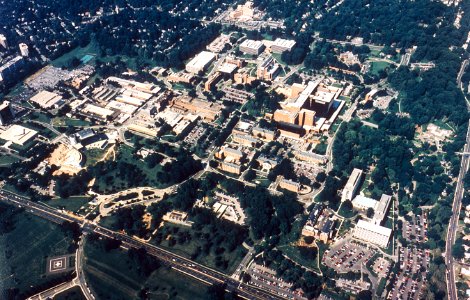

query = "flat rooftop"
[30, 90, 63, 109]
[0, 125, 37, 145]
[352, 195, 378, 209]
[186, 51, 216, 72]
[240, 39, 264, 50]
[272, 38, 296, 49]
[356, 219, 392, 237]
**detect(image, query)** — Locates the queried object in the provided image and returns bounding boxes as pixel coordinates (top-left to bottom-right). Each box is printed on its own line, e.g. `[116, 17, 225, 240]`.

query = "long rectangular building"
[186, 51, 216, 74]
[353, 220, 392, 248]
[342, 168, 363, 202]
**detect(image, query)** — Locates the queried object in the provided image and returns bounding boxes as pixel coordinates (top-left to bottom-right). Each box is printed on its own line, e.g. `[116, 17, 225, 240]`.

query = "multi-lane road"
[0, 189, 284, 300]
[445, 119, 470, 300]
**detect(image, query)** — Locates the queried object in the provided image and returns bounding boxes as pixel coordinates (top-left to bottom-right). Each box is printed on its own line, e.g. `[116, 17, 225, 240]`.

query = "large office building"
[341, 168, 363, 202]
[0, 101, 14, 125]
[239, 39, 265, 55]
[185, 51, 216, 74]
[353, 220, 392, 248]
[0, 56, 24, 82]
[271, 38, 296, 53]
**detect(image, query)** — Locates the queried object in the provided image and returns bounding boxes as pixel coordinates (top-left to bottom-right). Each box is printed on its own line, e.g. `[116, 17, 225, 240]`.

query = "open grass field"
[83, 238, 208, 300]
[369, 61, 390, 76]
[0, 210, 75, 297]
[45, 196, 92, 213]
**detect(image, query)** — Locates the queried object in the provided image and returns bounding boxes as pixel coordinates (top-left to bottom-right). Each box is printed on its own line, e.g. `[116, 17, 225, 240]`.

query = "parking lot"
[322, 240, 376, 273]
[372, 257, 391, 278]
[388, 247, 429, 300]
[247, 263, 306, 300]
[402, 212, 428, 243]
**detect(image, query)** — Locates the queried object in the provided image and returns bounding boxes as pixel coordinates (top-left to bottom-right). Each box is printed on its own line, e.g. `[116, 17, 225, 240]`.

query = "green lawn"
[45, 196, 92, 213]
[0, 209, 75, 298]
[369, 61, 390, 76]
[52, 117, 91, 128]
[0, 154, 20, 165]
[28, 111, 53, 123]
[83, 238, 208, 300]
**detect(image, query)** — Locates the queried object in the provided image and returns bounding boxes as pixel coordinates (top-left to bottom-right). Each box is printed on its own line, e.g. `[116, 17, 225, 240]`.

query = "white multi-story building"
[239, 39, 265, 55]
[341, 168, 363, 201]
[185, 51, 216, 74]
[353, 220, 392, 248]
[271, 38, 296, 53]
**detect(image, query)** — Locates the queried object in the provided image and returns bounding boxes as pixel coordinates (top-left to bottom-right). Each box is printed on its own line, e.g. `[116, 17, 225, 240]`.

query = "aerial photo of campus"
[0, 0, 470, 299]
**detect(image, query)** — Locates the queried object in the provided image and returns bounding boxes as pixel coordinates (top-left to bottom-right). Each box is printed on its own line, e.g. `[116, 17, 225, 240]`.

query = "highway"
[0, 189, 284, 300]
[445, 119, 470, 300]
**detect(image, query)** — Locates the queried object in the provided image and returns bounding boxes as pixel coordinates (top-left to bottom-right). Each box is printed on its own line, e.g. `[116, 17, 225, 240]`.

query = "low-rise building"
[30, 91, 64, 109]
[252, 126, 276, 141]
[81, 104, 118, 121]
[293, 150, 327, 164]
[168, 71, 195, 84]
[232, 133, 258, 147]
[372, 194, 392, 225]
[207, 34, 230, 53]
[219, 161, 242, 175]
[279, 177, 301, 193]
[301, 204, 336, 243]
[0, 124, 37, 145]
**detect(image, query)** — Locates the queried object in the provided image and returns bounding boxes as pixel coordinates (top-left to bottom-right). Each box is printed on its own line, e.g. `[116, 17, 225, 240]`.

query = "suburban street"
[0, 189, 285, 300]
